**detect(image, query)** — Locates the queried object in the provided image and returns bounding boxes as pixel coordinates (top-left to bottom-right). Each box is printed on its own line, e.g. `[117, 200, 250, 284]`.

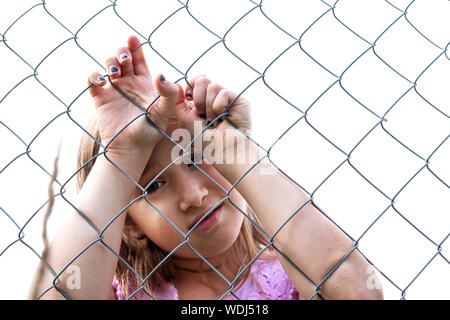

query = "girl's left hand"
[174, 76, 252, 163]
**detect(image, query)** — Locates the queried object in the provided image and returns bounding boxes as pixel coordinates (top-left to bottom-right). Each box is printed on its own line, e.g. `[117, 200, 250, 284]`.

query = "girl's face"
[128, 123, 246, 259]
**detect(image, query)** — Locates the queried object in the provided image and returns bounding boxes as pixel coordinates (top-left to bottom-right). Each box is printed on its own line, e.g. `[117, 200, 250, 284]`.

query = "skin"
[129, 133, 246, 259]
[31, 35, 383, 300]
[128, 134, 248, 299]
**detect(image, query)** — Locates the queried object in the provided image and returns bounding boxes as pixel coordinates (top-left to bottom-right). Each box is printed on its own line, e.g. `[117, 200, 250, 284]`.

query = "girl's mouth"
[189, 204, 223, 232]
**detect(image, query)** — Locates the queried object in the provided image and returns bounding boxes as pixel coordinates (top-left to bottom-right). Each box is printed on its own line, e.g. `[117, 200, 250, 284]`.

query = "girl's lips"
[190, 205, 223, 232]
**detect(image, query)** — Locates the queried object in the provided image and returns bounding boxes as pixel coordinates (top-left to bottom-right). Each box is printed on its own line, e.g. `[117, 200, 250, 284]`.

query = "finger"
[185, 74, 204, 100]
[128, 35, 151, 77]
[212, 88, 235, 116]
[115, 46, 133, 76]
[88, 71, 107, 98]
[105, 56, 121, 80]
[149, 74, 183, 128]
[184, 84, 193, 101]
[191, 75, 211, 118]
[205, 82, 223, 123]
[172, 82, 191, 120]
[213, 89, 251, 133]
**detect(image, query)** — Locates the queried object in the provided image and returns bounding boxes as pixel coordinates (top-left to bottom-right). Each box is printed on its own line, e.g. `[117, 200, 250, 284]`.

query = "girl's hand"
[175, 75, 252, 164]
[88, 35, 184, 159]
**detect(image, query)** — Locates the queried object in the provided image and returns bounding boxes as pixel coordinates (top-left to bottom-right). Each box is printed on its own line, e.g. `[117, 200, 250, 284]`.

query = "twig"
[29, 146, 60, 300]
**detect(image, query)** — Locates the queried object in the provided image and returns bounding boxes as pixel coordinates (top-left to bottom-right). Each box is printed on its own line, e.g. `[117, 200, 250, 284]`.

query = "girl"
[34, 35, 383, 300]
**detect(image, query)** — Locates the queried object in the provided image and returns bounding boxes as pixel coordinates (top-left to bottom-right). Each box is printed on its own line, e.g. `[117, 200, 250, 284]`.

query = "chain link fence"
[0, 0, 448, 300]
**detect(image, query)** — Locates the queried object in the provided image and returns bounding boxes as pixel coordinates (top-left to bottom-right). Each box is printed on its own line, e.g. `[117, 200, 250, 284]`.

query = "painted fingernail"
[186, 91, 192, 98]
[160, 74, 166, 82]
[97, 76, 105, 82]
[119, 54, 129, 61]
[206, 120, 212, 126]
[110, 66, 119, 74]
[199, 113, 206, 119]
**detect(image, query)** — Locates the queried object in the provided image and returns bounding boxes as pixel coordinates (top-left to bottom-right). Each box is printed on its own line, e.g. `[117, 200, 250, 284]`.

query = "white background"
[0, 0, 449, 299]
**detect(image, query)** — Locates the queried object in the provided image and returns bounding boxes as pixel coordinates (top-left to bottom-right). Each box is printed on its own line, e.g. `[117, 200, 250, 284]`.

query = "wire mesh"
[0, 0, 448, 300]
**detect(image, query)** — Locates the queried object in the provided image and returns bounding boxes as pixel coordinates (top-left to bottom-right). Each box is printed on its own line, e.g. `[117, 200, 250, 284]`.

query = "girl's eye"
[146, 181, 165, 194]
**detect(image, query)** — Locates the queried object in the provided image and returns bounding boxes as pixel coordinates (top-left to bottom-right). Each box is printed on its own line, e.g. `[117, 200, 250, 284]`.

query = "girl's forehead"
[142, 139, 176, 179]
[147, 123, 189, 168]
[153, 136, 178, 160]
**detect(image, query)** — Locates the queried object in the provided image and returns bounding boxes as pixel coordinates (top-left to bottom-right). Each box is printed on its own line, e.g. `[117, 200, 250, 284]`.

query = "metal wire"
[0, 0, 448, 300]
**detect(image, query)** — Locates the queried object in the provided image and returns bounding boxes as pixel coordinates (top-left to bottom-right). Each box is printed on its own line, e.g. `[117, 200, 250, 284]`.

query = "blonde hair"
[76, 116, 272, 299]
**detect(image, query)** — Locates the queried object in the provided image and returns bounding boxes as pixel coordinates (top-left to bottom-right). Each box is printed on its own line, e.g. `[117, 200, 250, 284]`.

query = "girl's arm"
[183, 76, 383, 300]
[214, 143, 383, 300]
[29, 35, 182, 299]
[34, 152, 151, 299]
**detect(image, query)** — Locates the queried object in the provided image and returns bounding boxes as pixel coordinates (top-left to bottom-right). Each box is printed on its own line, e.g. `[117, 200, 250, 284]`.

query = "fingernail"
[110, 66, 119, 74]
[119, 54, 129, 61]
[206, 120, 212, 126]
[186, 91, 192, 99]
[199, 113, 206, 119]
[160, 74, 166, 82]
[97, 76, 105, 82]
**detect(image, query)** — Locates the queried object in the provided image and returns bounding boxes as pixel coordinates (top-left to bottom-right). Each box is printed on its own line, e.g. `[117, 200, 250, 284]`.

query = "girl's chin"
[190, 227, 244, 258]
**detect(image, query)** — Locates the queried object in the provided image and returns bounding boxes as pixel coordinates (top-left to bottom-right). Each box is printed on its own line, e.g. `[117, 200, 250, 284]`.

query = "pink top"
[112, 258, 301, 300]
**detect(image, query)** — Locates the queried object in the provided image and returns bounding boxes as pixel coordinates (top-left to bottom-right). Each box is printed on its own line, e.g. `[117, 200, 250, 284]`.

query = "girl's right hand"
[88, 35, 185, 160]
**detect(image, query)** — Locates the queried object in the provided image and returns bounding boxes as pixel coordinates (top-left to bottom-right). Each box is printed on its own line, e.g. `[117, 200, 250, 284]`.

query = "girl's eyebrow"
[141, 161, 158, 182]
[142, 160, 168, 182]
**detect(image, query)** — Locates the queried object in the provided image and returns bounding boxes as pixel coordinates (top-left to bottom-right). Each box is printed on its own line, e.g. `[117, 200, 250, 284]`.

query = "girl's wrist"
[211, 139, 269, 184]
[100, 145, 155, 182]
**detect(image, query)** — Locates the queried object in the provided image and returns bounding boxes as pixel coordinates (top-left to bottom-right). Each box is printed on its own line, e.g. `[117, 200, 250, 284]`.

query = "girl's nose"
[178, 171, 209, 212]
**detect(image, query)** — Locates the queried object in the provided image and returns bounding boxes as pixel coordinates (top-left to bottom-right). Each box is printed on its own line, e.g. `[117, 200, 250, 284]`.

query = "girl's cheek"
[129, 200, 162, 232]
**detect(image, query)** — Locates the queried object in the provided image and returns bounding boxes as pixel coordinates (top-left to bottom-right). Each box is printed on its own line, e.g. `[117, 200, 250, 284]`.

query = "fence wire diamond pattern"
[0, 0, 448, 300]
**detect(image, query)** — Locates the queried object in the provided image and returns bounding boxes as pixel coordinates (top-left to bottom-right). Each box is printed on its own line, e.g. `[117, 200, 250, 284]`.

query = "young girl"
[34, 35, 383, 300]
